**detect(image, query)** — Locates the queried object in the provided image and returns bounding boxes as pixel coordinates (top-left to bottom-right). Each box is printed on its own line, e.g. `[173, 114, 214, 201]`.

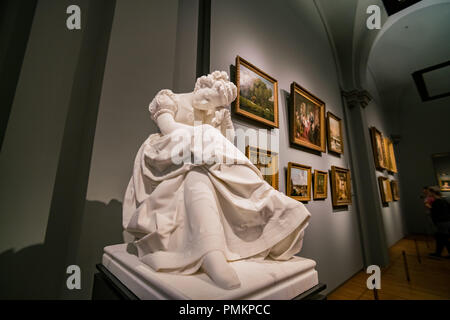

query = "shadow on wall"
[0, 199, 123, 300]
[0, 244, 52, 299]
[0, 0, 119, 300]
[67, 199, 123, 299]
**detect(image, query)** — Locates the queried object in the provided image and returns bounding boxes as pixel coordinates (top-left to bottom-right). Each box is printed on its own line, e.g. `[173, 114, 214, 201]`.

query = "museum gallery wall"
[210, 0, 365, 295]
[364, 71, 405, 247]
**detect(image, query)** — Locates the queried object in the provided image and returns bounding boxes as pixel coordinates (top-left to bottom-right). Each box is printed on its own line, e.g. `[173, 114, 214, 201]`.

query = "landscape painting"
[287, 162, 312, 202]
[290, 82, 326, 152]
[236, 56, 278, 127]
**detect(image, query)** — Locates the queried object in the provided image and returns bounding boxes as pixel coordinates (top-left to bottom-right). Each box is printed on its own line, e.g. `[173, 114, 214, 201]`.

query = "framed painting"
[385, 138, 398, 173]
[330, 166, 352, 206]
[370, 127, 387, 171]
[378, 176, 393, 204]
[235, 56, 279, 127]
[287, 162, 312, 202]
[246, 146, 279, 190]
[313, 170, 328, 200]
[326, 112, 344, 154]
[383, 137, 393, 172]
[289, 82, 326, 152]
[391, 180, 400, 201]
[438, 177, 450, 192]
[432, 153, 450, 192]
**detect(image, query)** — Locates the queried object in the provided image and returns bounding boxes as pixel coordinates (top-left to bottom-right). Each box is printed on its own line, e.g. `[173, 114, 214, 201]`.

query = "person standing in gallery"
[427, 186, 450, 259]
[422, 186, 436, 240]
[423, 186, 435, 211]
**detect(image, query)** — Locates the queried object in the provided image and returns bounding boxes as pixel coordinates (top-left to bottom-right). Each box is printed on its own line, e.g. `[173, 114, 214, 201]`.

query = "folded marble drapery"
[123, 125, 311, 275]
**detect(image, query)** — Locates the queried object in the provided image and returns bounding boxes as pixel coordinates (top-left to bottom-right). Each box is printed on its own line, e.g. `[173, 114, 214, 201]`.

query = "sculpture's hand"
[211, 108, 228, 128]
[213, 108, 235, 142]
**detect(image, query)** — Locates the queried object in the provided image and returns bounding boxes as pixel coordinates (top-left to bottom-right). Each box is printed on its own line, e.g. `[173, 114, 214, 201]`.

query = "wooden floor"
[327, 235, 450, 300]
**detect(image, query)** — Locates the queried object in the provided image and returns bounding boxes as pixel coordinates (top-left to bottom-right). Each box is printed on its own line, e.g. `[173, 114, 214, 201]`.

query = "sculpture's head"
[193, 71, 237, 111]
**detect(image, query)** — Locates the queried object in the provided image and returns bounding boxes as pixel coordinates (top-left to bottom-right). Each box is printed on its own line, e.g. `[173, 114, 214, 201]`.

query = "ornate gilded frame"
[289, 82, 326, 152]
[287, 162, 312, 202]
[235, 56, 279, 128]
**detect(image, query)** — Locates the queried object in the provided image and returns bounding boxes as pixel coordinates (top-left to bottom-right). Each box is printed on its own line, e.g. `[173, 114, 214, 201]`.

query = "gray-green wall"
[68, 0, 198, 299]
[364, 71, 406, 247]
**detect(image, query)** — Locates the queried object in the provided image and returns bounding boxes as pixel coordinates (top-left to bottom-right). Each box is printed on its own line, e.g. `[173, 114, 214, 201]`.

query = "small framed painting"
[385, 138, 398, 173]
[246, 146, 279, 190]
[287, 162, 312, 202]
[383, 137, 392, 171]
[378, 176, 393, 204]
[289, 82, 326, 152]
[432, 153, 450, 192]
[391, 180, 400, 201]
[326, 112, 344, 154]
[370, 127, 387, 171]
[235, 56, 279, 127]
[438, 177, 450, 192]
[313, 170, 328, 200]
[330, 166, 352, 206]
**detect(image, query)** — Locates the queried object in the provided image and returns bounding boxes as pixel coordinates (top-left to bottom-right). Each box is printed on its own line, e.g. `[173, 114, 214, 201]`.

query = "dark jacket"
[430, 198, 450, 224]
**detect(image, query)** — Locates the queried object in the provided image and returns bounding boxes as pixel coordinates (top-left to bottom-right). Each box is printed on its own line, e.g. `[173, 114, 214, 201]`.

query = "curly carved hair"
[194, 71, 237, 106]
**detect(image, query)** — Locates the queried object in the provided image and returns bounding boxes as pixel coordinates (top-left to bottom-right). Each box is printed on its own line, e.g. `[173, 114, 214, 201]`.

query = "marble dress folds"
[123, 89, 311, 275]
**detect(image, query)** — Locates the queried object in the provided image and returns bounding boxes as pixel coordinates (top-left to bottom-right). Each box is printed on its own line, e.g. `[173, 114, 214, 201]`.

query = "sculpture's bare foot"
[202, 250, 241, 290]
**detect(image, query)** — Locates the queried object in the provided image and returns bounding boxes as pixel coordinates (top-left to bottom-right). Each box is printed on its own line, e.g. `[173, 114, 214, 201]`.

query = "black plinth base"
[92, 264, 327, 300]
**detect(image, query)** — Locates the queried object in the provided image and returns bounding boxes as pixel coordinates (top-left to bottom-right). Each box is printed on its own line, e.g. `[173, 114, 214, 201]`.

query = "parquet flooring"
[327, 235, 450, 300]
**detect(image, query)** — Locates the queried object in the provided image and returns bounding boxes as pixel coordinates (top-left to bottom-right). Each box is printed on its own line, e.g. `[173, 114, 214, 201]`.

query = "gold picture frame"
[235, 56, 279, 128]
[326, 111, 344, 154]
[439, 179, 450, 191]
[289, 82, 326, 152]
[370, 127, 387, 171]
[391, 180, 400, 201]
[313, 170, 328, 200]
[378, 176, 393, 204]
[383, 137, 391, 171]
[330, 166, 352, 206]
[385, 138, 398, 173]
[245, 146, 279, 190]
[432, 152, 450, 192]
[287, 162, 312, 202]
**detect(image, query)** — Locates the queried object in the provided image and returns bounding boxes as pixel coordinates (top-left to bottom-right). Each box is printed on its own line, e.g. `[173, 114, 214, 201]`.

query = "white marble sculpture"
[123, 71, 311, 290]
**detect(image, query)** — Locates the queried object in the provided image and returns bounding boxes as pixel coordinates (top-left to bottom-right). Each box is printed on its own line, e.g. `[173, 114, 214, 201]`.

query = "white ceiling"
[367, 0, 450, 107]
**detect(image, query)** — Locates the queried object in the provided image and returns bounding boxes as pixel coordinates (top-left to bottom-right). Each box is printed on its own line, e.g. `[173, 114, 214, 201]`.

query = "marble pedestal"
[100, 244, 320, 300]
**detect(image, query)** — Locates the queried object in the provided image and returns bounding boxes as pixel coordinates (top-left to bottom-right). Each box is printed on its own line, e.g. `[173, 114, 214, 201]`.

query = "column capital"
[342, 90, 372, 108]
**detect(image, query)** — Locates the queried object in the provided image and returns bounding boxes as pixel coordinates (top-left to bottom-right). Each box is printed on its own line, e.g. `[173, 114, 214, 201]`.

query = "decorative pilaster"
[342, 90, 372, 108]
[340, 88, 390, 268]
